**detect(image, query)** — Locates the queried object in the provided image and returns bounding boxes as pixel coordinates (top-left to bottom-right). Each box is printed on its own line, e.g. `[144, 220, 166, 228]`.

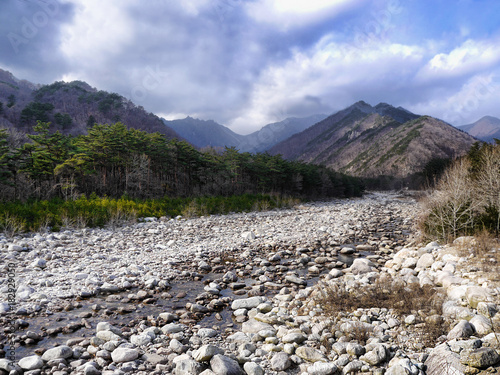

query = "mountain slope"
[459, 116, 500, 143]
[270, 102, 476, 178]
[163, 117, 244, 149]
[237, 114, 327, 153]
[0, 68, 179, 139]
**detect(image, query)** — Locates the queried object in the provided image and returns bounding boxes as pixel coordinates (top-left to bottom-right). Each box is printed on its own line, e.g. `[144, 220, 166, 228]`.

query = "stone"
[241, 319, 273, 334]
[346, 342, 365, 357]
[210, 354, 243, 375]
[0, 302, 10, 314]
[161, 323, 185, 334]
[170, 338, 188, 354]
[342, 360, 363, 374]
[447, 320, 475, 340]
[198, 328, 218, 338]
[285, 274, 307, 286]
[243, 362, 264, 375]
[31, 258, 47, 268]
[425, 344, 463, 375]
[469, 314, 492, 336]
[348, 258, 373, 275]
[174, 355, 203, 375]
[466, 286, 491, 309]
[282, 332, 307, 344]
[111, 347, 139, 363]
[194, 345, 224, 362]
[19, 355, 44, 370]
[360, 344, 386, 365]
[41, 346, 73, 361]
[307, 361, 338, 375]
[159, 312, 179, 322]
[0, 359, 15, 373]
[231, 297, 265, 310]
[271, 352, 291, 371]
[329, 269, 343, 278]
[96, 322, 122, 335]
[96, 330, 122, 342]
[460, 348, 500, 368]
[295, 347, 327, 363]
[416, 253, 434, 269]
[130, 332, 153, 346]
[84, 364, 101, 375]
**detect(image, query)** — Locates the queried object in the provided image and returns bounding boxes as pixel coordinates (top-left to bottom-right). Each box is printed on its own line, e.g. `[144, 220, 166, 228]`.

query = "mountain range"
[459, 116, 500, 143]
[163, 114, 327, 153]
[0, 67, 490, 182]
[269, 101, 476, 178]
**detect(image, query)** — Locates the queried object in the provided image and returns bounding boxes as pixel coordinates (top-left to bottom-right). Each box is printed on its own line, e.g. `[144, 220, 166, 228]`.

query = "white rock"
[19, 355, 44, 370]
[111, 347, 139, 363]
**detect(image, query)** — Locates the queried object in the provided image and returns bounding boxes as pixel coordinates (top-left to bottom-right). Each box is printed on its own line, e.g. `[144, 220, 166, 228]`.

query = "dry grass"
[313, 276, 448, 347]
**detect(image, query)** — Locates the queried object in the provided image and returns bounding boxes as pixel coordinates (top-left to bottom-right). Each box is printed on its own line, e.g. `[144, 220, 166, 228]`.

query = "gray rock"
[282, 332, 307, 344]
[307, 361, 338, 375]
[170, 338, 188, 354]
[243, 362, 264, 375]
[41, 346, 73, 361]
[346, 342, 365, 357]
[193, 345, 224, 362]
[84, 364, 101, 375]
[425, 344, 464, 375]
[241, 319, 273, 334]
[270, 352, 291, 371]
[111, 347, 139, 363]
[174, 355, 203, 375]
[348, 258, 373, 275]
[130, 332, 153, 346]
[210, 354, 243, 375]
[447, 320, 475, 340]
[159, 312, 179, 322]
[8, 244, 23, 251]
[295, 346, 327, 363]
[460, 347, 500, 368]
[469, 314, 492, 336]
[360, 344, 387, 365]
[0, 302, 10, 314]
[191, 303, 209, 313]
[162, 323, 185, 334]
[231, 297, 265, 310]
[96, 322, 122, 335]
[342, 360, 363, 374]
[31, 258, 47, 268]
[416, 253, 434, 269]
[198, 328, 218, 338]
[96, 330, 122, 342]
[285, 274, 307, 286]
[0, 359, 15, 373]
[19, 355, 44, 370]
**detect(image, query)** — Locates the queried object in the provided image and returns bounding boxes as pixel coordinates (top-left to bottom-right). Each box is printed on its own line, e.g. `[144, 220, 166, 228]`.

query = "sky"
[1, 0, 500, 134]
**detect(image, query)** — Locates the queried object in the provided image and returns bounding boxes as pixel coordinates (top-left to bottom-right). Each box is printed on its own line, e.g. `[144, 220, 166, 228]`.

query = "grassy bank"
[0, 193, 301, 235]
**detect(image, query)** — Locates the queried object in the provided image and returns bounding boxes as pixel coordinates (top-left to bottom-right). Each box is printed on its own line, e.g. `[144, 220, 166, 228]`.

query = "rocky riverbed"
[0, 191, 499, 375]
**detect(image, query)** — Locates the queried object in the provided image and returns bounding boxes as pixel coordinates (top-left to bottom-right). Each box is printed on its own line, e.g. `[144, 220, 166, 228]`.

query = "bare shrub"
[419, 158, 481, 241]
[0, 213, 25, 238]
[106, 208, 137, 229]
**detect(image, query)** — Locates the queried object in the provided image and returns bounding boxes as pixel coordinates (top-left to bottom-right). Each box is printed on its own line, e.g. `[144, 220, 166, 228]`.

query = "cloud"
[246, 0, 366, 31]
[228, 37, 425, 133]
[417, 38, 500, 82]
[0, 0, 75, 82]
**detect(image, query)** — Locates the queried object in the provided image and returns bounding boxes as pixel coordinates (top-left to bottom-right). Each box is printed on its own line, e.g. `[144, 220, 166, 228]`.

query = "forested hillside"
[0, 122, 364, 202]
[0, 69, 179, 139]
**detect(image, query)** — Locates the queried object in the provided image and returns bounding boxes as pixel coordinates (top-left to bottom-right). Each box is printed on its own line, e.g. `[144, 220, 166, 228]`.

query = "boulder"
[19, 355, 44, 370]
[41, 346, 73, 361]
[111, 347, 139, 363]
[295, 346, 327, 363]
[460, 348, 500, 369]
[210, 354, 243, 375]
[270, 352, 291, 371]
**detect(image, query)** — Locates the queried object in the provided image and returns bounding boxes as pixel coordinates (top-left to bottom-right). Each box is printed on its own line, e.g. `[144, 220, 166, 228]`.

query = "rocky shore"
[0, 192, 499, 375]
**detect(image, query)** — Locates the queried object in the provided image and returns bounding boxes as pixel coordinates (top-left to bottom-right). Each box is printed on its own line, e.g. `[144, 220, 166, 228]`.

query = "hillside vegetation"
[0, 69, 179, 139]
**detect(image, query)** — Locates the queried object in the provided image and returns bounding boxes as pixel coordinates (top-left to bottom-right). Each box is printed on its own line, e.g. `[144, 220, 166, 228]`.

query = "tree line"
[0, 121, 364, 202]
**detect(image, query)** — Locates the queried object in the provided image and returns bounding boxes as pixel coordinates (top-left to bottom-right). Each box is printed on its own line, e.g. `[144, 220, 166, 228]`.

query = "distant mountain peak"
[459, 116, 500, 143]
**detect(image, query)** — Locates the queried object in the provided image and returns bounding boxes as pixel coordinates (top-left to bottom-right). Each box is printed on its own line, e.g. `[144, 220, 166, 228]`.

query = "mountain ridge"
[270, 102, 476, 179]
[459, 116, 500, 143]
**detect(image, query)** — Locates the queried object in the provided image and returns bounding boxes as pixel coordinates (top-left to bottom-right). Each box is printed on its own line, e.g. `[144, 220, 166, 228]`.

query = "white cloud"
[245, 0, 366, 30]
[417, 38, 500, 82]
[228, 37, 424, 133]
[409, 73, 500, 125]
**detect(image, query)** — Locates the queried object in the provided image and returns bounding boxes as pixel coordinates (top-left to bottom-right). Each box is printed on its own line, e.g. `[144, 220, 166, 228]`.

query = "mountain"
[458, 116, 500, 143]
[0, 68, 179, 139]
[163, 114, 327, 152]
[269, 101, 476, 179]
[163, 117, 244, 149]
[237, 114, 327, 153]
